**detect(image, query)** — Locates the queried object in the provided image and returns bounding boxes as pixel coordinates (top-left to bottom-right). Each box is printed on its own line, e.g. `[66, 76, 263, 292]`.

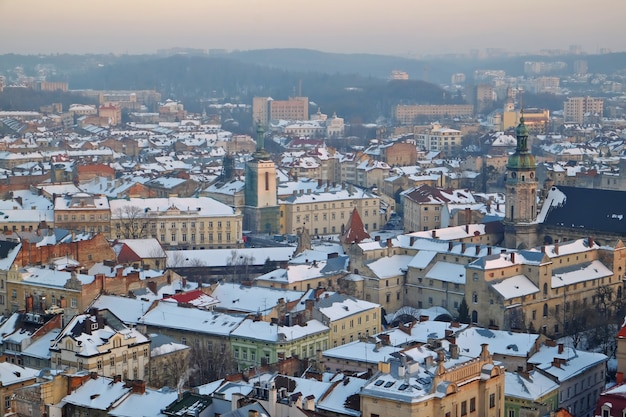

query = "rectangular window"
[110, 356, 115, 367]
[461, 400, 467, 416]
[489, 393, 495, 408]
[470, 397, 475, 412]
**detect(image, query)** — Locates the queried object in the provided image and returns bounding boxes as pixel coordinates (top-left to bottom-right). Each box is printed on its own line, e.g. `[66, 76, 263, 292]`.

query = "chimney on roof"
[432, 230, 437, 238]
[558, 343, 564, 354]
[449, 344, 459, 359]
[317, 179, 323, 187]
[375, 235, 380, 242]
[475, 245, 480, 256]
[588, 236, 594, 247]
[487, 246, 492, 255]
[510, 252, 515, 263]
[386, 238, 392, 248]
[554, 240, 559, 255]
[461, 243, 466, 253]
[410, 236, 416, 246]
[541, 245, 545, 253]
[448, 241, 453, 251]
[465, 224, 469, 234]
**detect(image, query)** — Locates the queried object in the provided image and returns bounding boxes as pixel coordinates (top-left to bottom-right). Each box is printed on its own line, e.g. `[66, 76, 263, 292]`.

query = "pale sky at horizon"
[1, 0, 625, 56]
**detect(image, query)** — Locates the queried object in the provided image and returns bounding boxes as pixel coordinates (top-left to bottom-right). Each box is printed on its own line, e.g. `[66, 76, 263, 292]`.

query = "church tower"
[504, 114, 539, 249]
[243, 123, 279, 234]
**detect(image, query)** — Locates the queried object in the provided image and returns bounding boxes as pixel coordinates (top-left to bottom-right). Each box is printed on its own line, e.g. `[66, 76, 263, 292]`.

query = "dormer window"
[91, 322, 98, 331]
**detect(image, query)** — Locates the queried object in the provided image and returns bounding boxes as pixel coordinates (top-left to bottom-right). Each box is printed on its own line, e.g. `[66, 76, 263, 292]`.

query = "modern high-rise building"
[252, 96, 309, 127]
[393, 104, 474, 125]
[563, 96, 604, 124]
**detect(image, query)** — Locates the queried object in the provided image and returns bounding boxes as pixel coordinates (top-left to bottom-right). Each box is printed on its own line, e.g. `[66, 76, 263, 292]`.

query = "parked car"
[45, 305, 64, 315]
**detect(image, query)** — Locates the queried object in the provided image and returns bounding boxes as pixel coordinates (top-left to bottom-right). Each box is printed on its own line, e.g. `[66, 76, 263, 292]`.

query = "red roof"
[341, 207, 370, 244]
[164, 289, 205, 303]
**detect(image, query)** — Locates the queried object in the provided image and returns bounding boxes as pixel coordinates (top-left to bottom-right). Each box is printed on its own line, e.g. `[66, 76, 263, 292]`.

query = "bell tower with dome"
[243, 122, 279, 234]
[503, 114, 539, 249]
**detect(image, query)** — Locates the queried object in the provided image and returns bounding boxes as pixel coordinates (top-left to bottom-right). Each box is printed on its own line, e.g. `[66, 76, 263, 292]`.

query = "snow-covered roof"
[90, 295, 155, 325]
[109, 387, 178, 417]
[425, 261, 466, 284]
[229, 319, 328, 342]
[110, 196, 237, 218]
[138, 301, 244, 336]
[491, 275, 540, 300]
[504, 371, 559, 400]
[166, 247, 295, 268]
[366, 255, 413, 279]
[61, 376, 130, 410]
[211, 283, 304, 314]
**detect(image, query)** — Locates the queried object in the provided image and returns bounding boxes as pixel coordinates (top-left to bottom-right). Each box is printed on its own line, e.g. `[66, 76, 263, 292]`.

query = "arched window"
[543, 283, 548, 296]
[472, 292, 478, 304]
[471, 310, 478, 323]
[543, 303, 548, 317]
[618, 287, 623, 299]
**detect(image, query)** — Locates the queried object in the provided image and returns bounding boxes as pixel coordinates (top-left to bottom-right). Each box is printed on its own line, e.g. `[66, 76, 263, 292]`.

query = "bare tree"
[549, 304, 591, 349]
[168, 251, 186, 268]
[188, 341, 236, 386]
[588, 285, 625, 356]
[151, 349, 192, 389]
[227, 250, 254, 283]
[114, 205, 151, 239]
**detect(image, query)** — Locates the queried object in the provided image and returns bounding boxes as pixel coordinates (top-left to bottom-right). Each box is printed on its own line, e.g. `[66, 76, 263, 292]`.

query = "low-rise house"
[230, 318, 329, 369]
[0, 359, 39, 416]
[505, 370, 559, 417]
[50, 308, 150, 381]
[528, 341, 608, 417]
[113, 238, 167, 270]
[147, 333, 191, 389]
[360, 345, 504, 417]
[254, 256, 349, 292]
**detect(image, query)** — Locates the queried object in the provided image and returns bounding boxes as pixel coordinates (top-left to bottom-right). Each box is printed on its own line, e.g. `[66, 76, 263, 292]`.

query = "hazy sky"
[1, 0, 625, 56]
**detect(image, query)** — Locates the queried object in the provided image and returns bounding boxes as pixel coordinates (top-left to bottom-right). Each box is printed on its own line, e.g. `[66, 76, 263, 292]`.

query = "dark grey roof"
[542, 186, 626, 235]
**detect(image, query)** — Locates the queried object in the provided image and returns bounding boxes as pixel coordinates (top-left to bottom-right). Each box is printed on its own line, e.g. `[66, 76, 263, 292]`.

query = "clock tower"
[504, 115, 539, 249]
[243, 122, 280, 234]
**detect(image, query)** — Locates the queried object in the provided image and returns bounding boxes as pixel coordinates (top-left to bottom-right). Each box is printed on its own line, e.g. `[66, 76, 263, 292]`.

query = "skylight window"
[374, 380, 384, 386]
[384, 381, 395, 388]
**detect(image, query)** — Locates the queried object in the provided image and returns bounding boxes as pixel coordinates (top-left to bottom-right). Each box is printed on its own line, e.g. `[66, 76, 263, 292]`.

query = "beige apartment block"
[563, 96, 604, 124]
[110, 196, 243, 250]
[464, 238, 626, 337]
[279, 187, 385, 236]
[394, 104, 474, 125]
